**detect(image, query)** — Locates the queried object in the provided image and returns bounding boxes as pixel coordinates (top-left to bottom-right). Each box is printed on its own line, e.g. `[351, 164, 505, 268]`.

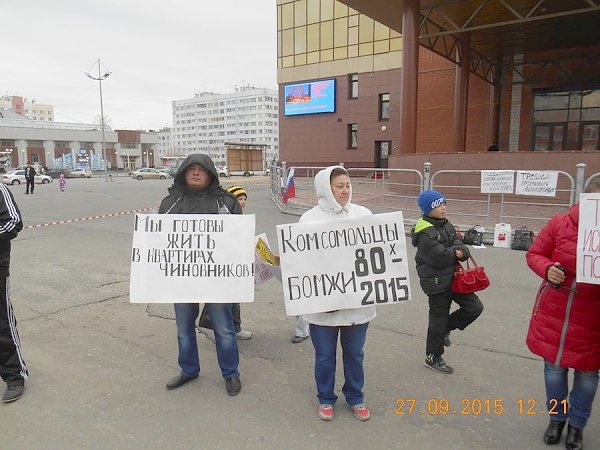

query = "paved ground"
[1, 176, 598, 450]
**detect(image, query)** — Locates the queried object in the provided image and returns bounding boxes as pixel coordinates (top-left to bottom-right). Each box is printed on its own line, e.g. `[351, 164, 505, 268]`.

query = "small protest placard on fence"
[130, 214, 255, 303]
[276, 212, 411, 316]
[577, 193, 600, 284]
[515, 170, 558, 197]
[480, 170, 514, 194]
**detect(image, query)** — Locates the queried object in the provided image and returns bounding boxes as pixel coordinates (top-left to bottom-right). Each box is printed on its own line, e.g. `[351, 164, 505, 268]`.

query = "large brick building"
[276, 0, 600, 170]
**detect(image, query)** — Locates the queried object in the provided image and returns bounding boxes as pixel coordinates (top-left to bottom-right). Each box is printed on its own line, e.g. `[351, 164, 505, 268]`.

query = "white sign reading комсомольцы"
[130, 214, 255, 303]
[277, 212, 411, 316]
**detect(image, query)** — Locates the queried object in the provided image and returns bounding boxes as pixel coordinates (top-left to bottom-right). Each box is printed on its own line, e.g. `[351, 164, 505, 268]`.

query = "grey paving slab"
[1, 176, 598, 450]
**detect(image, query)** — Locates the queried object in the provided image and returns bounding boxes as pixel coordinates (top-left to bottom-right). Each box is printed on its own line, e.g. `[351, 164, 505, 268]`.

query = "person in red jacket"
[526, 176, 600, 449]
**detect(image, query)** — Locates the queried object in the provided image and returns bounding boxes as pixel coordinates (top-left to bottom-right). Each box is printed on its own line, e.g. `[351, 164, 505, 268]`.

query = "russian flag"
[281, 168, 296, 204]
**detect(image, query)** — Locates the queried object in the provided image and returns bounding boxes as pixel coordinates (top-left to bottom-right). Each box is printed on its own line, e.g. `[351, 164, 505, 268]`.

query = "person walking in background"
[159, 154, 243, 396]
[525, 176, 600, 449]
[199, 185, 252, 340]
[58, 174, 67, 192]
[300, 166, 375, 421]
[0, 182, 27, 402]
[411, 190, 483, 374]
[24, 162, 36, 195]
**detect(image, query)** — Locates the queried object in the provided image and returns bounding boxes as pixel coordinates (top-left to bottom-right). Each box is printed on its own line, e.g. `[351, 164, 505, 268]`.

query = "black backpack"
[511, 227, 535, 251]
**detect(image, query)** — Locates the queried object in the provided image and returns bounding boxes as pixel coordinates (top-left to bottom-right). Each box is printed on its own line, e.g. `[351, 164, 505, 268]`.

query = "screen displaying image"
[284, 79, 335, 116]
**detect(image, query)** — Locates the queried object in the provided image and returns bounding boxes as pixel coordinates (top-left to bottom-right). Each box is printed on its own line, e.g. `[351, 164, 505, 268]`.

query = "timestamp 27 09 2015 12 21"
[395, 398, 568, 416]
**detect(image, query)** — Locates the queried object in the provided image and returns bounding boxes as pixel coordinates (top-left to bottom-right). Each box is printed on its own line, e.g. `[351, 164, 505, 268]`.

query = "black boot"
[543, 420, 566, 445]
[565, 424, 583, 450]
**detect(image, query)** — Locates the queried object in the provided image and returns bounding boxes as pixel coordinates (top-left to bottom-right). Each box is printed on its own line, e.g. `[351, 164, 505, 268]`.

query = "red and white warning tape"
[24, 207, 157, 230]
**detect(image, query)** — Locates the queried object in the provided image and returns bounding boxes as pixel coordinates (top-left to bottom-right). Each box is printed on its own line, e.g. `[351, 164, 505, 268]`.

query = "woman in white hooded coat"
[300, 166, 376, 421]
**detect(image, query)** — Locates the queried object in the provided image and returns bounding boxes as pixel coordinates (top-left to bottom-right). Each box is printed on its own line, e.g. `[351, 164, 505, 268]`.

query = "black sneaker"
[424, 354, 454, 374]
[2, 382, 24, 403]
[443, 332, 451, 347]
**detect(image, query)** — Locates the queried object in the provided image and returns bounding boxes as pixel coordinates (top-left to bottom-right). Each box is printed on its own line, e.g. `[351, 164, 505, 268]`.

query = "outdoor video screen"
[283, 79, 336, 116]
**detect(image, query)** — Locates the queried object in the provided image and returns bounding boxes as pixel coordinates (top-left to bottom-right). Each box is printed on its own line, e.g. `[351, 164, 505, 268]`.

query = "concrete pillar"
[43, 140, 56, 168]
[453, 33, 470, 152]
[15, 139, 27, 166]
[399, 0, 419, 154]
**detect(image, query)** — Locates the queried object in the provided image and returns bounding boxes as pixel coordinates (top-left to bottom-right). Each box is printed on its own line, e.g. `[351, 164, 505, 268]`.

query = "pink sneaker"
[352, 403, 370, 421]
[318, 404, 334, 421]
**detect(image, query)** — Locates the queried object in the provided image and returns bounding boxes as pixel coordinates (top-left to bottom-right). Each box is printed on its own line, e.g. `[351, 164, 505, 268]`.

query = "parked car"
[130, 168, 171, 180]
[70, 168, 92, 178]
[168, 167, 178, 178]
[2, 170, 52, 185]
[218, 166, 228, 177]
[46, 168, 72, 179]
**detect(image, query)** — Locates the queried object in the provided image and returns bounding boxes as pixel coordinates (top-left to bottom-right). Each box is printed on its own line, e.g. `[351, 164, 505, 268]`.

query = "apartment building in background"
[156, 127, 173, 157]
[0, 95, 55, 122]
[172, 85, 279, 168]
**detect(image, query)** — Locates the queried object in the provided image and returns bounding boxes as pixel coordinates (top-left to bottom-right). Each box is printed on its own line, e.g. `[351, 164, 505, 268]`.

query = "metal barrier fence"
[430, 169, 575, 229]
[270, 161, 591, 233]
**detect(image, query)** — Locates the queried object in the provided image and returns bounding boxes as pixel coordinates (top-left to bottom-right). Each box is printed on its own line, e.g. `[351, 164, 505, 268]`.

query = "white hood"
[314, 165, 352, 215]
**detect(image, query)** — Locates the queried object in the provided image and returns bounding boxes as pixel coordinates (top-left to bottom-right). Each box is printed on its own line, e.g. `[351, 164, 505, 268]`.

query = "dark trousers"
[426, 290, 483, 357]
[0, 276, 28, 384]
[200, 303, 242, 333]
[26, 179, 34, 194]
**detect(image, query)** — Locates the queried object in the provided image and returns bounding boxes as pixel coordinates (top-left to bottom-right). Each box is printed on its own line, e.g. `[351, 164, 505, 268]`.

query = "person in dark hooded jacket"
[159, 154, 243, 396]
[411, 190, 483, 374]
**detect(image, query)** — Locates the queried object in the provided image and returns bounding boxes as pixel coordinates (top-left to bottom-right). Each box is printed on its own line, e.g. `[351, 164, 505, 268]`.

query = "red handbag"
[451, 256, 490, 294]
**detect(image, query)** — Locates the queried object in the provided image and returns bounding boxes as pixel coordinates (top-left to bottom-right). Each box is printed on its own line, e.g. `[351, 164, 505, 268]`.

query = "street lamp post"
[85, 58, 111, 181]
[143, 151, 147, 168]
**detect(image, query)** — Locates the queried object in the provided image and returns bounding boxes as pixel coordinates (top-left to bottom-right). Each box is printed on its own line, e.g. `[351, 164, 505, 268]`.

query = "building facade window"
[349, 74, 358, 99]
[348, 123, 358, 148]
[27, 140, 43, 147]
[532, 88, 600, 151]
[379, 93, 390, 120]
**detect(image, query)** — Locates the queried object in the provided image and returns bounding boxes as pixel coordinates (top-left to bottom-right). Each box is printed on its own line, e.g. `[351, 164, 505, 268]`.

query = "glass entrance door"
[375, 141, 391, 168]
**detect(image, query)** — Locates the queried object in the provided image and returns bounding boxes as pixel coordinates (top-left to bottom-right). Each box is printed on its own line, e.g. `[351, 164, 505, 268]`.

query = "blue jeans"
[174, 303, 239, 379]
[309, 322, 369, 407]
[544, 360, 599, 428]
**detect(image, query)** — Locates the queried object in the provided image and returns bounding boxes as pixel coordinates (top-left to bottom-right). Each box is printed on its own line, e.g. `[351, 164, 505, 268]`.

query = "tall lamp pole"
[85, 58, 111, 181]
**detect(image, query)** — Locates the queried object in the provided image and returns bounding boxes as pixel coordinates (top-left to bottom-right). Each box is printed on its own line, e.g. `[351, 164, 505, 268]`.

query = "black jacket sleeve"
[417, 228, 458, 269]
[0, 185, 23, 240]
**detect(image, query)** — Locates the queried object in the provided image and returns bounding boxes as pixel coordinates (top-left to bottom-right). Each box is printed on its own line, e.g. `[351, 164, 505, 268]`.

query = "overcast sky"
[2, 0, 277, 130]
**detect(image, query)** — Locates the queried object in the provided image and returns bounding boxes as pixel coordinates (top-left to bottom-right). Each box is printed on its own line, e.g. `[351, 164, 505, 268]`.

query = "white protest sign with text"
[130, 214, 255, 303]
[277, 212, 411, 316]
[480, 170, 514, 194]
[515, 170, 558, 197]
[577, 193, 600, 284]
